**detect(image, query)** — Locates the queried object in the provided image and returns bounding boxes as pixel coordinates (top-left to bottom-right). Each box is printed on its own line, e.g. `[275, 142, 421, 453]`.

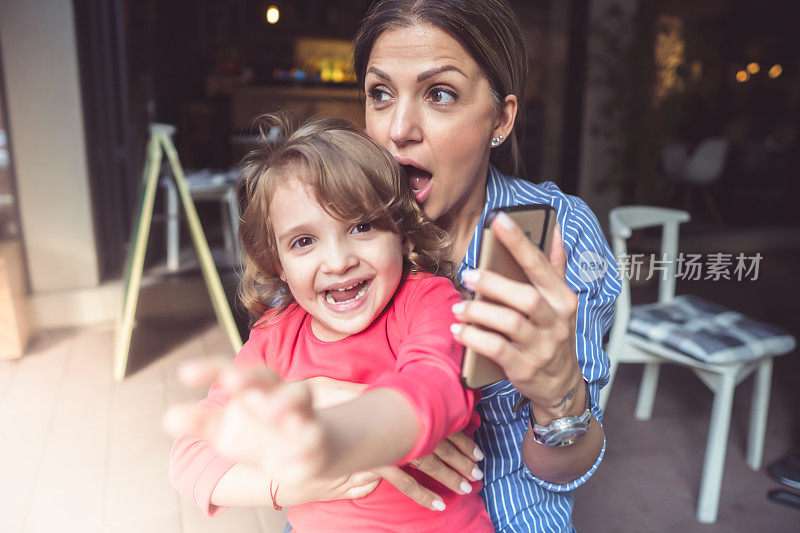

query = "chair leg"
[165, 179, 180, 272]
[635, 363, 660, 420]
[220, 199, 233, 258]
[747, 358, 773, 470]
[702, 188, 725, 227]
[599, 359, 618, 412]
[696, 373, 736, 523]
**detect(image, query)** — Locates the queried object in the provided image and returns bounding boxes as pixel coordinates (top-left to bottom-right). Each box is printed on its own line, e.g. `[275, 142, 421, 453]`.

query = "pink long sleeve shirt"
[169, 274, 492, 532]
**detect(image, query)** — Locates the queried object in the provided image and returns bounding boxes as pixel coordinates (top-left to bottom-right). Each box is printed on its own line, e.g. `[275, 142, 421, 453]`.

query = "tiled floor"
[2, 250, 798, 532]
[0, 321, 288, 533]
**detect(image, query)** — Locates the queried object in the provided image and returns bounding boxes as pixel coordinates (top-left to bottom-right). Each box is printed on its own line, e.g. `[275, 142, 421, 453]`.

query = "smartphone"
[460, 204, 556, 389]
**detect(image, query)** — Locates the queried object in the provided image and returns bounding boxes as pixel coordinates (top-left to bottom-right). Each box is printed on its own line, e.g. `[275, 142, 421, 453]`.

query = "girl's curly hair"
[237, 112, 454, 320]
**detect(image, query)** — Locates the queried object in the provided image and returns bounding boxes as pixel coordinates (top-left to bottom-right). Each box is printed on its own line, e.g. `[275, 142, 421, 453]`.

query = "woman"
[351, 1, 620, 529]
[167, 0, 620, 530]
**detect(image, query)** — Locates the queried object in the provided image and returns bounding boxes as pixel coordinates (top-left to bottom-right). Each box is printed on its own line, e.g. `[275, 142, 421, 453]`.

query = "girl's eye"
[429, 87, 456, 104]
[291, 236, 314, 249]
[367, 86, 391, 103]
[351, 222, 373, 234]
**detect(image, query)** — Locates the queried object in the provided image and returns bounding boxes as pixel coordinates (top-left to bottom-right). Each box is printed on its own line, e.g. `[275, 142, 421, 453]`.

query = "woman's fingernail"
[495, 211, 516, 230]
[461, 269, 480, 285]
[451, 302, 465, 315]
[450, 323, 463, 336]
[432, 499, 446, 511]
[460, 480, 473, 494]
[473, 447, 485, 461]
[471, 467, 484, 480]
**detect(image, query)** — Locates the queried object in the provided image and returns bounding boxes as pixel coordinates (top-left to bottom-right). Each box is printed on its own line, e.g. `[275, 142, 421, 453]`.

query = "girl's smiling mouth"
[323, 280, 370, 306]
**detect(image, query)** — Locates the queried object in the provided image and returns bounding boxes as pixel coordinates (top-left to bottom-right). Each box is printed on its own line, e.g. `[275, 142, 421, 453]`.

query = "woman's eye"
[291, 237, 314, 249]
[351, 222, 373, 234]
[367, 87, 391, 103]
[429, 87, 456, 104]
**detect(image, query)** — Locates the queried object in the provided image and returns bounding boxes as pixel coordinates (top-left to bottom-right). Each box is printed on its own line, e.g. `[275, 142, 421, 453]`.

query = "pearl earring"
[491, 137, 500, 147]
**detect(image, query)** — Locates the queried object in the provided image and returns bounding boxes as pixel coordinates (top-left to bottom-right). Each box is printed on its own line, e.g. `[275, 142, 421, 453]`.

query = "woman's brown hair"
[353, 0, 528, 177]
[238, 113, 454, 319]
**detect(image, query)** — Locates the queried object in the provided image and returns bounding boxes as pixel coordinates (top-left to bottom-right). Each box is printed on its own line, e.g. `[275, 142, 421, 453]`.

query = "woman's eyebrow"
[366, 64, 467, 83]
[366, 66, 391, 81]
[417, 65, 466, 82]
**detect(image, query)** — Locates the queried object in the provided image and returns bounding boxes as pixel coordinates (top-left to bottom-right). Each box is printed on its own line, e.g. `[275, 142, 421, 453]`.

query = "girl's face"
[364, 24, 500, 225]
[269, 176, 404, 342]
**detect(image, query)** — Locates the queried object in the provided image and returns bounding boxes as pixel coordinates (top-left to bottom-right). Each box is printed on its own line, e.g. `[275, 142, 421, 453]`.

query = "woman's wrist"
[528, 372, 587, 426]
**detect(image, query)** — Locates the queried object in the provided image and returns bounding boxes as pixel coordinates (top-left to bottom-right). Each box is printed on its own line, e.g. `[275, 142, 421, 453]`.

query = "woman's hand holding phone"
[452, 212, 586, 425]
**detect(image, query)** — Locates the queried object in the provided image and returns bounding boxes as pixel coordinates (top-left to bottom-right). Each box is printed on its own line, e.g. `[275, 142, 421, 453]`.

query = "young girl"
[167, 114, 493, 532]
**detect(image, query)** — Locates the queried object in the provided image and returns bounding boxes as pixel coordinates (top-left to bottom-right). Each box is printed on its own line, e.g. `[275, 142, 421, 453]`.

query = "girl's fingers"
[162, 404, 204, 438]
[340, 476, 381, 499]
[176, 358, 284, 396]
[176, 357, 230, 387]
[349, 470, 383, 486]
[218, 365, 283, 396]
[489, 214, 577, 316]
[162, 403, 222, 440]
[374, 466, 446, 512]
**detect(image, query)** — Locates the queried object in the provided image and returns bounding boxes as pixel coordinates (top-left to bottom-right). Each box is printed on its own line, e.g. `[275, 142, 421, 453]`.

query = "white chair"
[600, 206, 796, 523]
[661, 142, 689, 180]
[684, 138, 728, 186]
[162, 168, 242, 272]
[663, 137, 728, 225]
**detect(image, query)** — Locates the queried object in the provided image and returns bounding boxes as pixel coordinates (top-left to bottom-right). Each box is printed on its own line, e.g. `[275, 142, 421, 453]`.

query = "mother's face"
[364, 24, 506, 225]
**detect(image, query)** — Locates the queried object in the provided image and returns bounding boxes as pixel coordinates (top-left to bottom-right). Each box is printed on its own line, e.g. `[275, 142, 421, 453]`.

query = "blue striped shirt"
[462, 167, 621, 532]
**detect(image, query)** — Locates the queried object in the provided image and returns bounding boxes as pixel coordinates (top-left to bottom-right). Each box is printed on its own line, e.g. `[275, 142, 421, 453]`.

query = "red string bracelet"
[269, 479, 282, 511]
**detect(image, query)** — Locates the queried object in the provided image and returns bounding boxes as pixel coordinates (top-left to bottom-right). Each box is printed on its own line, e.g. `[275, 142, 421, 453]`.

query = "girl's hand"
[163, 360, 328, 485]
[451, 215, 586, 424]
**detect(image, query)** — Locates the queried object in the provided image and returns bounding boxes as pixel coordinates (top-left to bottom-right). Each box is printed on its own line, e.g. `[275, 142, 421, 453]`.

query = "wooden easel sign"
[112, 124, 242, 381]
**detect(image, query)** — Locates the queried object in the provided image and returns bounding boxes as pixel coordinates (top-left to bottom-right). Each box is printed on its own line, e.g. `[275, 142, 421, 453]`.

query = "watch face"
[541, 427, 589, 447]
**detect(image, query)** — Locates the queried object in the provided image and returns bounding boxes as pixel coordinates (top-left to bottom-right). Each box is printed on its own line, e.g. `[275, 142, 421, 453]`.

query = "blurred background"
[0, 1, 798, 532]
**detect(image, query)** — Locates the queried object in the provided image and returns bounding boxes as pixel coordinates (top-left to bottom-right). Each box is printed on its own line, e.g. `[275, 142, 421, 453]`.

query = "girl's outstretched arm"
[165, 362, 421, 484]
[166, 362, 457, 512]
[166, 361, 380, 512]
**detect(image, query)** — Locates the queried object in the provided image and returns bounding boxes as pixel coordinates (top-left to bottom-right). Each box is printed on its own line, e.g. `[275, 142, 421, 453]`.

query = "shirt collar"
[459, 165, 516, 274]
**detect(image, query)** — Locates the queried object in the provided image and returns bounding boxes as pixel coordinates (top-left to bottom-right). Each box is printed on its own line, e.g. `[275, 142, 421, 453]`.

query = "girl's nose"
[389, 100, 423, 146]
[321, 240, 359, 274]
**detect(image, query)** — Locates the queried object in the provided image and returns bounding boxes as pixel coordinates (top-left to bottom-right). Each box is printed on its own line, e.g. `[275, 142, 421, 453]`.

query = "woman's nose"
[389, 100, 423, 146]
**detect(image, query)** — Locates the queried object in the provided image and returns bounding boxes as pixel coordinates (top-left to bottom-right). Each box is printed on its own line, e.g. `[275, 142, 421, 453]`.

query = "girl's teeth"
[325, 282, 368, 305]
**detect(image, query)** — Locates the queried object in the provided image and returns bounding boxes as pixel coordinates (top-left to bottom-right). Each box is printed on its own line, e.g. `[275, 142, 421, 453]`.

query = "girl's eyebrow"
[277, 224, 312, 243]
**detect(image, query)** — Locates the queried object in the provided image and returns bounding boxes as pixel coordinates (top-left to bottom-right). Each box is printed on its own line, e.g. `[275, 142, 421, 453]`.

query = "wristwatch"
[528, 379, 592, 448]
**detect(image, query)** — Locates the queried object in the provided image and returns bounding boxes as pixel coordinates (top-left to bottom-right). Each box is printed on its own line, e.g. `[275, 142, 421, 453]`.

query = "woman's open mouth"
[398, 160, 433, 203]
[324, 280, 369, 305]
